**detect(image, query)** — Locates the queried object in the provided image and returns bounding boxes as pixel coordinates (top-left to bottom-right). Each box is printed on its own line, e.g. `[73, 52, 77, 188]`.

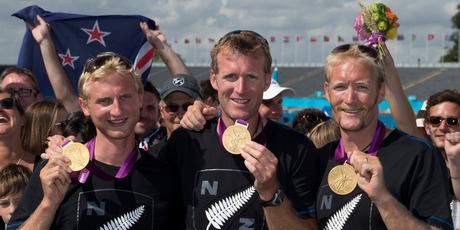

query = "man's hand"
[349, 151, 390, 205]
[26, 14, 51, 45]
[241, 141, 279, 201]
[42, 135, 75, 160]
[140, 22, 167, 50]
[40, 154, 72, 209]
[180, 100, 218, 131]
[446, 132, 460, 172]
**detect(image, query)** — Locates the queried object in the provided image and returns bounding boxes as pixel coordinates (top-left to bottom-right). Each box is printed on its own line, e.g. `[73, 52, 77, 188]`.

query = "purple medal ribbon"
[334, 120, 386, 164]
[64, 137, 138, 184]
[218, 114, 266, 155]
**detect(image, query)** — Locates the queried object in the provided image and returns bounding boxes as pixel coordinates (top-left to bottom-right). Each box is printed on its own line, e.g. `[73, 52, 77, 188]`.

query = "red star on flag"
[59, 49, 79, 69]
[81, 20, 111, 47]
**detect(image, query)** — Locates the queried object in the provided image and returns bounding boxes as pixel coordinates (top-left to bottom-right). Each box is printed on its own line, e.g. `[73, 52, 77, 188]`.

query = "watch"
[260, 189, 285, 207]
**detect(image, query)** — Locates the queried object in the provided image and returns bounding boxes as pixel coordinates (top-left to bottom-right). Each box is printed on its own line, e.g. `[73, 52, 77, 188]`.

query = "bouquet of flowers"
[353, 2, 399, 55]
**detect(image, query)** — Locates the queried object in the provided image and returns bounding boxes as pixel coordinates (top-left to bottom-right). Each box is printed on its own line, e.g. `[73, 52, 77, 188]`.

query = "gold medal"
[61, 140, 90, 171]
[327, 163, 357, 195]
[222, 120, 251, 154]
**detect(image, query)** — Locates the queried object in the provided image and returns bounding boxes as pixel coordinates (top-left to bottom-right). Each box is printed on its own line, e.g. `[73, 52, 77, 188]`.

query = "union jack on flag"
[13, 5, 155, 98]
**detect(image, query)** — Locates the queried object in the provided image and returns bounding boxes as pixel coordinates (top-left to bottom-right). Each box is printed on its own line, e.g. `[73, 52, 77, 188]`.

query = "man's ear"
[210, 70, 218, 90]
[324, 81, 331, 103]
[424, 123, 431, 135]
[264, 73, 271, 91]
[79, 98, 90, 117]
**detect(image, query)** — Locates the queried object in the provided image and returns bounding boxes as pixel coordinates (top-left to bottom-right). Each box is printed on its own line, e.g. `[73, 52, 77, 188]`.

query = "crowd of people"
[0, 12, 459, 230]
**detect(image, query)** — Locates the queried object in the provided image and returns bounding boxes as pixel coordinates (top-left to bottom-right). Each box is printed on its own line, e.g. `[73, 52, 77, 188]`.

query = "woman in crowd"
[21, 100, 67, 156]
[0, 90, 36, 171]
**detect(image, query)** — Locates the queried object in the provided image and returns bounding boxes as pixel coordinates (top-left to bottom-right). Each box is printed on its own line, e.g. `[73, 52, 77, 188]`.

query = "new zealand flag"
[13, 5, 155, 98]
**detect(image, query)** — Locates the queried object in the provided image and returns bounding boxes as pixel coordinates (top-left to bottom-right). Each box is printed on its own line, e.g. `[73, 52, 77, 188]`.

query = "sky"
[1, 0, 459, 65]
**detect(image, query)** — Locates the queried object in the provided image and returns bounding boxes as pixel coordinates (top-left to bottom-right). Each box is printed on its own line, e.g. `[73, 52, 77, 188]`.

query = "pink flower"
[353, 11, 371, 41]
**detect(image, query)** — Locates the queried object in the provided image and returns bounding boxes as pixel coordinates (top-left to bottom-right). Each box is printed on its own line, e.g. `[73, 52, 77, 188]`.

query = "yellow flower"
[378, 21, 388, 31]
[386, 27, 398, 40]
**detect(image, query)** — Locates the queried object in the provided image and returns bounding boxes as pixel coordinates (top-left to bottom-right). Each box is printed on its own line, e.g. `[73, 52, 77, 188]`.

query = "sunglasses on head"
[162, 103, 193, 113]
[0, 98, 14, 110]
[303, 115, 323, 125]
[331, 44, 380, 61]
[428, 116, 459, 127]
[218, 30, 269, 45]
[83, 54, 133, 74]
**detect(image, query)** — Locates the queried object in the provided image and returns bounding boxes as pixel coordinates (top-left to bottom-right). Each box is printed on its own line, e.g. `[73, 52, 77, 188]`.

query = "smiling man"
[313, 41, 452, 229]
[160, 30, 319, 229]
[0, 67, 42, 110]
[8, 53, 183, 229]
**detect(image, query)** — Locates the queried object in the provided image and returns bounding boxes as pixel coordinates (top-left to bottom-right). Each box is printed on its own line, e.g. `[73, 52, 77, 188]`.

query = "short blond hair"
[325, 44, 385, 91]
[78, 52, 142, 102]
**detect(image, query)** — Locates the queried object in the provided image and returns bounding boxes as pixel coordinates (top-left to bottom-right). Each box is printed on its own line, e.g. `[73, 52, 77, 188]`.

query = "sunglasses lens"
[331, 44, 351, 54]
[331, 44, 379, 61]
[429, 117, 442, 126]
[165, 105, 179, 113]
[0, 98, 14, 109]
[84, 55, 133, 73]
[306, 115, 318, 123]
[447, 118, 459, 126]
[357, 45, 379, 59]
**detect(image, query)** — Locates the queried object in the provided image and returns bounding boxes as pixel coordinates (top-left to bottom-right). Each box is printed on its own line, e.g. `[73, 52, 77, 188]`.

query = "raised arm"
[446, 132, 460, 199]
[16, 154, 71, 230]
[140, 22, 192, 76]
[380, 38, 425, 140]
[26, 15, 81, 113]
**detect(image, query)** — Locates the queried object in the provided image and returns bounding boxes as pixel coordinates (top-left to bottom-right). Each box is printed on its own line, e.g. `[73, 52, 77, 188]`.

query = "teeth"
[111, 119, 124, 124]
[233, 99, 248, 103]
[0, 117, 7, 122]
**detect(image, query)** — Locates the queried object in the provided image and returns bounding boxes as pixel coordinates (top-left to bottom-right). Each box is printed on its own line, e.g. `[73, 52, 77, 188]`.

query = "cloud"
[1, 0, 457, 64]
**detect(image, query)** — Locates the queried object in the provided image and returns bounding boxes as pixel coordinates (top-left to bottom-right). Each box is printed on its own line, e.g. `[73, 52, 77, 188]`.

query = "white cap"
[263, 68, 295, 99]
[416, 100, 428, 128]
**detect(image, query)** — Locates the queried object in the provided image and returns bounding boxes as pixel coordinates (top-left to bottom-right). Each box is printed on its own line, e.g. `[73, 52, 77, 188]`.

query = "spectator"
[292, 108, 330, 137]
[0, 67, 42, 110]
[21, 100, 68, 155]
[259, 68, 295, 123]
[135, 81, 166, 151]
[0, 164, 32, 229]
[199, 79, 219, 108]
[159, 74, 202, 140]
[62, 111, 96, 143]
[309, 119, 340, 148]
[0, 90, 38, 171]
[423, 89, 460, 229]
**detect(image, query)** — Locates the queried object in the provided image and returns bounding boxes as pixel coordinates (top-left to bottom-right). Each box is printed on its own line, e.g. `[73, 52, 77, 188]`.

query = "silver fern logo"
[204, 186, 256, 230]
[100, 205, 145, 230]
[324, 194, 362, 230]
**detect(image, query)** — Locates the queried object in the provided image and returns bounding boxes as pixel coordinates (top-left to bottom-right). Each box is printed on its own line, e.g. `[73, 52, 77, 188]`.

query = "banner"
[13, 5, 155, 98]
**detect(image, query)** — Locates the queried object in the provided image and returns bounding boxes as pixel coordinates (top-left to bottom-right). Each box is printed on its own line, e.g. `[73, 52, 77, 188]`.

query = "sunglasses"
[162, 103, 193, 113]
[5, 88, 35, 98]
[428, 116, 459, 127]
[0, 98, 14, 110]
[303, 115, 323, 125]
[218, 30, 269, 45]
[331, 44, 379, 61]
[54, 121, 66, 130]
[83, 54, 133, 74]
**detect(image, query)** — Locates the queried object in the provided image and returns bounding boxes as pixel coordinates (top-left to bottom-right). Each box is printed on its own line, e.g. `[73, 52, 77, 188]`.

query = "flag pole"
[295, 37, 298, 63]
[425, 34, 428, 63]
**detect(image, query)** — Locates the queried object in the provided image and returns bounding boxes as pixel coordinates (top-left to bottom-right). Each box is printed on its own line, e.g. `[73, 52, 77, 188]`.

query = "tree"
[441, 4, 460, 62]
